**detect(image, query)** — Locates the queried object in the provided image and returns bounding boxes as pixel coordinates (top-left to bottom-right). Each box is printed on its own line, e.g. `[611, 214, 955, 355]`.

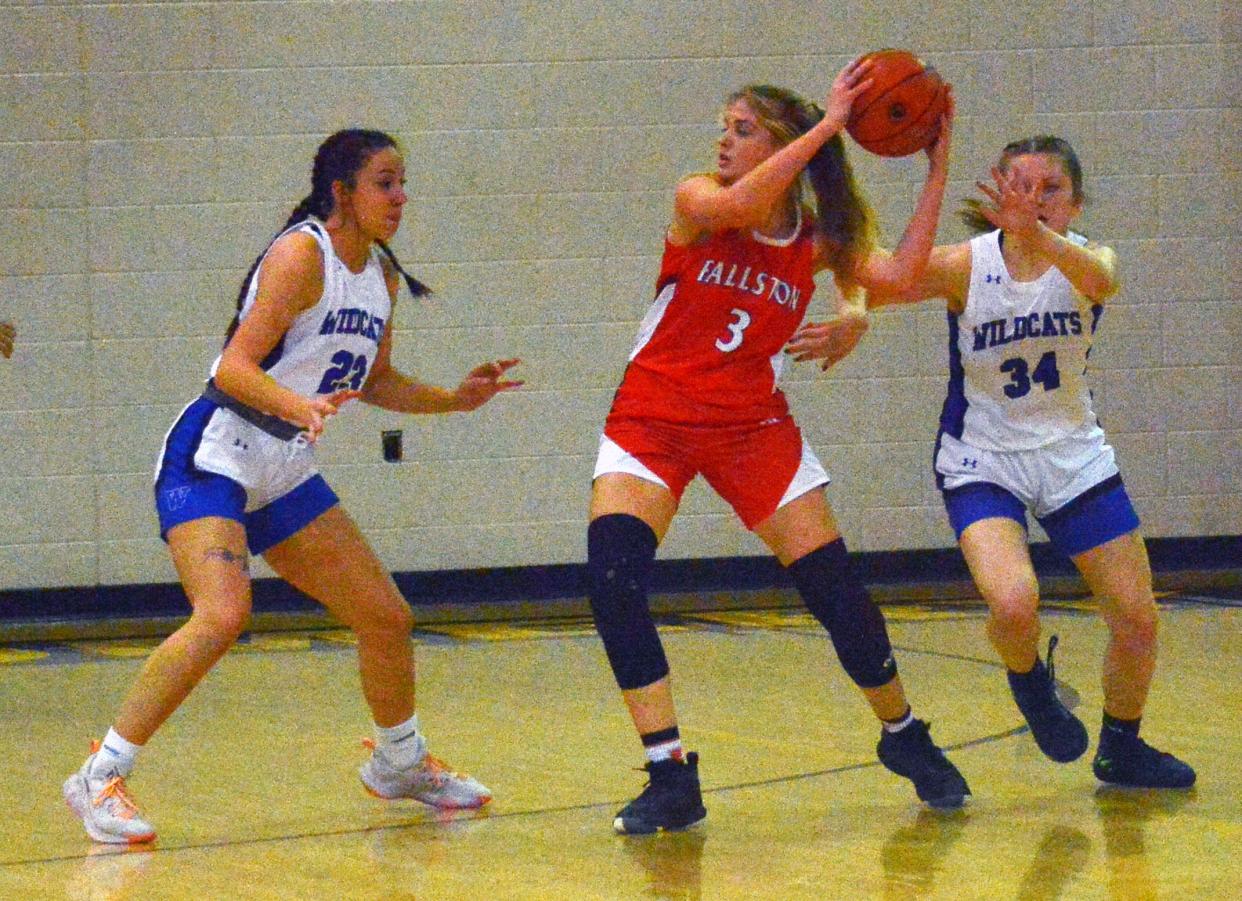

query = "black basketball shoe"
[1007, 635, 1089, 763]
[877, 719, 971, 810]
[1093, 728, 1196, 789]
[613, 752, 707, 834]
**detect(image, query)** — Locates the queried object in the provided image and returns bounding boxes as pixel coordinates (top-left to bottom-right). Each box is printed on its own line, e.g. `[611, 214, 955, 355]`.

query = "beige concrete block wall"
[1, 1, 1237, 592]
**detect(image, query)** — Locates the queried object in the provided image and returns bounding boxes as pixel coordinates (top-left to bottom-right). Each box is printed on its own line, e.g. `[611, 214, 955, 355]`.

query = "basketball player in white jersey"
[64, 130, 522, 844]
[792, 136, 1193, 789]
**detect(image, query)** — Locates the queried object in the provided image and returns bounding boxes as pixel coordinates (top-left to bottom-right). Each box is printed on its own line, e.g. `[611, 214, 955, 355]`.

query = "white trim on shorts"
[935, 421, 1120, 519]
[592, 434, 830, 512]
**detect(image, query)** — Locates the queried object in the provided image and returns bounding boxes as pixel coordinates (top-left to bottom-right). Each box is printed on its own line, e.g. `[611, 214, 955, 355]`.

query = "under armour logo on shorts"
[163, 485, 192, 511]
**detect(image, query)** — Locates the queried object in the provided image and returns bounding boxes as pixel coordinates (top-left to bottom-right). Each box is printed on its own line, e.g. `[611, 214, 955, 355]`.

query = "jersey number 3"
[715, 308, 752, 353]
[1000, 350, 1061, 399]
[317, 350, 368, 393]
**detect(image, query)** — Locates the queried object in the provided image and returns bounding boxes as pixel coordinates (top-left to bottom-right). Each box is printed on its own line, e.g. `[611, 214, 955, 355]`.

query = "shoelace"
[362, 739, 458, 786]
[92, 777, 142, 821]
[1046, 634, 1061, 685]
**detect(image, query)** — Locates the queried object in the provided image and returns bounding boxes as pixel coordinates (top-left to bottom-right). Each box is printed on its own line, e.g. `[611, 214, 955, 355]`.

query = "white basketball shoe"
[63, 741, 157, 844]
[359, 740, 492, 809]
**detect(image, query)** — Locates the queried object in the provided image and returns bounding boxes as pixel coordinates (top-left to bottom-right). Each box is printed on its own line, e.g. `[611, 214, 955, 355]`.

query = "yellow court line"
[230, 637, 314, 654]
[68, 641, 163, 659]
[683, 610, 818, 629]
[0, 649, 48, 665]
[421, 622, 696, 642]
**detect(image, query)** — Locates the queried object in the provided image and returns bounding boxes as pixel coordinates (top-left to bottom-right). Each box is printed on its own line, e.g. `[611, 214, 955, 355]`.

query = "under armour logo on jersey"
[985, 273, 1003, 284]
[163, 486, 191, 511]
[962, 457, 978, 469]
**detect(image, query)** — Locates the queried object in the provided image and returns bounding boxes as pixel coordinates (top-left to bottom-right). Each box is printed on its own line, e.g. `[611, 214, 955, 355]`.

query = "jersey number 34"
[1000, 350, 1060, 399]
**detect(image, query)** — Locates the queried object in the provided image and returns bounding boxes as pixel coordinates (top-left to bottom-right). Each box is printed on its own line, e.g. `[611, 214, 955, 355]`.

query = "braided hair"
[225, 129, 428, 343]
[726, 85, 878, 291]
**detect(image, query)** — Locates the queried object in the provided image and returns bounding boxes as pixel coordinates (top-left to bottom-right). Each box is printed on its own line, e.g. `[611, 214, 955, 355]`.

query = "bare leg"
[1072, 530, 1157, 720]
[958, 517, 1041, 672]
[113, 517, 252, 744]
[263, 505, 414, 727]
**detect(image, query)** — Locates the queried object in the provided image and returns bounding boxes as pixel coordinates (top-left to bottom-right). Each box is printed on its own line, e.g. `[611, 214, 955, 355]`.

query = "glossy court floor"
[0, 589, 1237, 900]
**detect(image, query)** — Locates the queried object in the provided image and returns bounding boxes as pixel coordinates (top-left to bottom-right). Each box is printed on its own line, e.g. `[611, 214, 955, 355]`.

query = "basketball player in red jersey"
[588, 59, 967, 833]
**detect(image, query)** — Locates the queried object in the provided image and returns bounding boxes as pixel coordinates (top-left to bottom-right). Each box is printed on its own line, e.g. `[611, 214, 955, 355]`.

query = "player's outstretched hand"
[454, 358, 524, 411]
[0, 321, 15, 359]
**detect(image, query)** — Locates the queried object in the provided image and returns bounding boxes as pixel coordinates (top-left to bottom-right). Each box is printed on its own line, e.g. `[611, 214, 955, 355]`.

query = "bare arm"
[669, 58, 873, 244]
[1031, 228, 1119, 302]
[0, 321, 14, 358]
[866, 242, 971, 313]
[846, 89, 956, 295]
[214, 233, 359, 440]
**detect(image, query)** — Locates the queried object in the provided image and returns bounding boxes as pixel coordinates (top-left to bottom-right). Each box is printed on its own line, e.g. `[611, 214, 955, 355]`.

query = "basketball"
[846, 49, 947, 157]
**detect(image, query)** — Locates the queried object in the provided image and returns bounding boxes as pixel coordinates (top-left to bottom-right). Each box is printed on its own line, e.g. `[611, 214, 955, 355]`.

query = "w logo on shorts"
[162, 485, 192, 511]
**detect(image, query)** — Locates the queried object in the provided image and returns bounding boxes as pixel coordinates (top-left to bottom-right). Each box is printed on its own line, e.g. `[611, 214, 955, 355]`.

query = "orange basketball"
[846, 49, 947, 157]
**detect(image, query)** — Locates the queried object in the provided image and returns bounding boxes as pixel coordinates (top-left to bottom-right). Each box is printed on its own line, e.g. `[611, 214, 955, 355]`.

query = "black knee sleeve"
[587, 514, 668, 691]
[788, 539, 897, 688]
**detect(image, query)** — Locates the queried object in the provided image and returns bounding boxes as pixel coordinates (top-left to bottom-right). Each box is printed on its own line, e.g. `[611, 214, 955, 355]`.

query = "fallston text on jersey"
[696, 259, 802, 312]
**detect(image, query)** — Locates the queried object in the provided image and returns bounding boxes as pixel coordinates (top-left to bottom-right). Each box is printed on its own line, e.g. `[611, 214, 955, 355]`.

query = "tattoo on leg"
[204, 546, 249, 572]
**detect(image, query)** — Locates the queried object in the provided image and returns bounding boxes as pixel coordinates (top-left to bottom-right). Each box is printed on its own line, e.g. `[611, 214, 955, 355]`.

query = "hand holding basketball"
[824, 57, 875, 130]
[924, 85, 955, 168]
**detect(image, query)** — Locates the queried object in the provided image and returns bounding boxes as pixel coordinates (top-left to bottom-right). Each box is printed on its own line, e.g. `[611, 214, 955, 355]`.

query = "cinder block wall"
[1, 1, 1237, 593]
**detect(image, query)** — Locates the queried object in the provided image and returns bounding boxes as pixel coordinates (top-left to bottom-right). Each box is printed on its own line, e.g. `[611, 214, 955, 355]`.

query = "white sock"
[882, 708, 916, 734]
[90, 727, 141, 778]
[644, 739, 685, 764]
[375, 714, 426, 770]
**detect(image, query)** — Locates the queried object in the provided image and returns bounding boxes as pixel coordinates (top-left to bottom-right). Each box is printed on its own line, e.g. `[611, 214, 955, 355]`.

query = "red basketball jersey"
[608, 215, 818, 427]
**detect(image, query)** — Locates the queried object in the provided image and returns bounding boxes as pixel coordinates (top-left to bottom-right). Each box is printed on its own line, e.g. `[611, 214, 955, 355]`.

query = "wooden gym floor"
[0, 588, 1237, 899]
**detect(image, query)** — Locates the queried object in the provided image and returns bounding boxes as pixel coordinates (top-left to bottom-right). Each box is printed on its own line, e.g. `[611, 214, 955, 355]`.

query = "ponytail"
[728, 86, 877, 293]
[376, 241, 431, 298]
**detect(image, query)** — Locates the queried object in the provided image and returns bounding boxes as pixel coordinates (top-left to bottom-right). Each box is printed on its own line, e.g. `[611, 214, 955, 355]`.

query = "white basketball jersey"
[175, 218, 392, 495]
[939, 230, 1102, 451]
[209, 217, 391, 397]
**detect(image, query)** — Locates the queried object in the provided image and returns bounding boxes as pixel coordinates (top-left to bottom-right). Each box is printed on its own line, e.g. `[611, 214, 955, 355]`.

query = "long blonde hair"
[727, 85, 878, 289]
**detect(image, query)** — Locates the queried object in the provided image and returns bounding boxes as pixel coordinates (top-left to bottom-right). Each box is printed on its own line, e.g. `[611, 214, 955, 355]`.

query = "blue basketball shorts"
[153, 397, 339, 555]
[936, 425, 1140, 558]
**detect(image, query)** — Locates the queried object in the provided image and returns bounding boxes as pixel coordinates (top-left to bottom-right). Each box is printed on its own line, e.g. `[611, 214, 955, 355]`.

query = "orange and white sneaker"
[63, 741, 156, 844]
[359, 739, 492, 809]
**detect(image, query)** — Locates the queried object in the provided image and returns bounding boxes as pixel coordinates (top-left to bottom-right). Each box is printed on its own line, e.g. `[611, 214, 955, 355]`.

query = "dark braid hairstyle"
[726, 85, 878, 295]
[225, 128, 428, 343]
[959, 135, 1085, 234]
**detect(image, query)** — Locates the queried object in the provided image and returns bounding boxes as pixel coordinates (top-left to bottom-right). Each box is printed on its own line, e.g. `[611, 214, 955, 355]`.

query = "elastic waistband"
[201, 379, 302, 441]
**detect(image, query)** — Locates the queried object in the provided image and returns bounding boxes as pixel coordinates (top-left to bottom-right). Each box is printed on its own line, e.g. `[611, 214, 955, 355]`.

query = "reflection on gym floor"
[1, 592, 1236, 899]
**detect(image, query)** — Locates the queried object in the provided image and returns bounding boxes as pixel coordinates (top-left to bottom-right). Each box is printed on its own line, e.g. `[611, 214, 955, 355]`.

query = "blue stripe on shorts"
[1038, 474, 1139, 558]
[941, 481, 1027, 539]
[154, 397, 338, 554]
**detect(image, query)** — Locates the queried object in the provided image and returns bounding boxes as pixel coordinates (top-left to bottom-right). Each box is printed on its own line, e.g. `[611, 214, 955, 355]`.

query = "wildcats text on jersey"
[695, 259, 801, 311]
[319, 307, 386, 343]
[972, 310, 1082, 351]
